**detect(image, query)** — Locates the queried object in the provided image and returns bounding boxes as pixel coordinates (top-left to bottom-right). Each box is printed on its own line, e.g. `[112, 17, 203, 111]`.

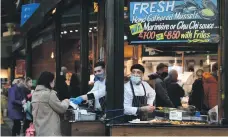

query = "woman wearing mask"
[22, 77, 33, 135]
[124, 64, 156, 122]
[32, 71, 69, 136]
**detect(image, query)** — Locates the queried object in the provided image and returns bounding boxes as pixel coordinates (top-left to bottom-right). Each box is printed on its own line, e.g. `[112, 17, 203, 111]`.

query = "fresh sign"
[129, 0, 219, 44]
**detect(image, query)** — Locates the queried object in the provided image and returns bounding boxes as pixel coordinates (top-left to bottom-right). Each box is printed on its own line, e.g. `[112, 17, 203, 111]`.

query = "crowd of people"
[6, 61, 219, 136]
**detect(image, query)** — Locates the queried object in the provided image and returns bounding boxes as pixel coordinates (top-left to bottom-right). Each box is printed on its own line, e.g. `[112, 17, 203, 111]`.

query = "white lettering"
[158, 1, 165, 12]
[150, 2, 156, 12]
[133, 3, 141, 14]
[166, 1, 175, 11]
[140, 3, 149, 14]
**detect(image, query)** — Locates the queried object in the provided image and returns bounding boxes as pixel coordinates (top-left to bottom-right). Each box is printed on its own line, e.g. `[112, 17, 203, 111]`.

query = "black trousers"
[23, 119, 33, 135]
[12, 120, 21, 136]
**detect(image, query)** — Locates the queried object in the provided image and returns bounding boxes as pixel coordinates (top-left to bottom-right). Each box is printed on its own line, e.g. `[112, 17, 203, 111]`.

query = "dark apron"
[124, 81, 147, 122]
[91, 96, 106, 119]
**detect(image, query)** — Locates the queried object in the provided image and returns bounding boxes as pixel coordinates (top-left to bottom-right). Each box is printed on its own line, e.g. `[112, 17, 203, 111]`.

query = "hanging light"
[174, 57, 177, 66]
[52, 8, 56, 14]
[51, 52, 54, 59]
[206, 55, 210, 65]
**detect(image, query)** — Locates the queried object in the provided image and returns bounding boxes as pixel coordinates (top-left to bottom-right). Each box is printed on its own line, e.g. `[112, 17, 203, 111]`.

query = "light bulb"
[51, 52, 54, 59]
[207, 55, 210, 65]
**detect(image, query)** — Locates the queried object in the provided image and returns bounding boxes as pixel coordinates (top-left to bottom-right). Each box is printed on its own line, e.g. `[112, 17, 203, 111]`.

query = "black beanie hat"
[131, 64, 145, 73]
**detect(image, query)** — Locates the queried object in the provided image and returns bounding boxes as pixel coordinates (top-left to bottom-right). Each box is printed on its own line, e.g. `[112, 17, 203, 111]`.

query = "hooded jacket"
[148, 73, 174, 107]
[202, 72, 218, 109]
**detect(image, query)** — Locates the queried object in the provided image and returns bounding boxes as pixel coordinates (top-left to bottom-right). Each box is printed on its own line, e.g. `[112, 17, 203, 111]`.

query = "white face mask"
[130, 75, 142, 85]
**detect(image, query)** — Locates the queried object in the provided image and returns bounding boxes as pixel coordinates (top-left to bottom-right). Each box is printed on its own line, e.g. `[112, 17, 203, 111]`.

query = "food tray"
[79, 112, 96, 121]
[128, 121, 149, 124]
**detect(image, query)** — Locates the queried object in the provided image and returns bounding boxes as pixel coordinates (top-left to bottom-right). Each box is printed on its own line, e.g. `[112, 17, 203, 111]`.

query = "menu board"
[129, 0, 219, 44]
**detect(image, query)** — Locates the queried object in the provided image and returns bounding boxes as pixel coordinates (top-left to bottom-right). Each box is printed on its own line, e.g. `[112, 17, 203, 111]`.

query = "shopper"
[148, 63, 174, 107]
[69, 73, 80, 98]
[164, 70, 185, 108]
[32, 71, 69, 136]
[211, 63, 218, 81]
[8, 77, 26, 136]
[124, 64, 156, 121]
[189, 69, 205, 111]
[22, 77, 33, 135]
[202, 72, 218, 110]
[56, 66, 70, 101]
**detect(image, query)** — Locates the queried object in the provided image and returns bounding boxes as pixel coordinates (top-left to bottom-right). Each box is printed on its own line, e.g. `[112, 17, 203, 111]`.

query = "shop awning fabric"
[20, 0, 61, 36]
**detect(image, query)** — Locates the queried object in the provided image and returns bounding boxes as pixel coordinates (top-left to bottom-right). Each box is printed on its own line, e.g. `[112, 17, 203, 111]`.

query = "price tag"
[169, 111, 182, 121]
[129, 23, 144, 35]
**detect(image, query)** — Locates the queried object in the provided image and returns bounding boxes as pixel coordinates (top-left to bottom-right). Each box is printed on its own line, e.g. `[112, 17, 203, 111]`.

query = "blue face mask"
[130, 75, 142, 85]
[95, 73, 105, 81]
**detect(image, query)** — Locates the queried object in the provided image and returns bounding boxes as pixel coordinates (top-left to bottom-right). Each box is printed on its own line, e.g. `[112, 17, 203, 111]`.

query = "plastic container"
[79, 112, 96, 121]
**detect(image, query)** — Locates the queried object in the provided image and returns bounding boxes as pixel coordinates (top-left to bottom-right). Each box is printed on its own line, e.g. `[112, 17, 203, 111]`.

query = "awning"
[20, 0, 61, 36]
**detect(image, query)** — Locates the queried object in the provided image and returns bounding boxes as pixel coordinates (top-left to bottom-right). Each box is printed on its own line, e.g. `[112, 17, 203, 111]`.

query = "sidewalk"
[1, 117, 12, 136]
[1, 117, 24, 136]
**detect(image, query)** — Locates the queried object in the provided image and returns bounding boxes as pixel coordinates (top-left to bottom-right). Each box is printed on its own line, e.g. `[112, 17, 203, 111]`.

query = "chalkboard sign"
[129, 0, 219, 44]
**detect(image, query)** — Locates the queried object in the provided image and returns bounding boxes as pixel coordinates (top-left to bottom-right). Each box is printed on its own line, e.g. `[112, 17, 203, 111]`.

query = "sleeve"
[144, 82, 156, 105]
[155, 81, 174, 107]
[88, 82, 106, 100]
[123, 85, 138, 116]
[48, 92, 69, 114]
[11, 88, 23, 105]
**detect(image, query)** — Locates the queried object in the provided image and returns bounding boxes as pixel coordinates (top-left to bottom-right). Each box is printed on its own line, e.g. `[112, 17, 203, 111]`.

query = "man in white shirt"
[70, 62, 106, 112]
[124, 64, 156, 121]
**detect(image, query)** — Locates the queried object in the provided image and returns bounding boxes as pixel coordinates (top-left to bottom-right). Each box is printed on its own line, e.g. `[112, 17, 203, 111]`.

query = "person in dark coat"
[148, 63, 174, 107]
[8, 77, 26, 136]
[56, 67, 70, 101]
[189, 69, 205, 111]
[69, 73, 81, 98]
[164, 70, 185, 108]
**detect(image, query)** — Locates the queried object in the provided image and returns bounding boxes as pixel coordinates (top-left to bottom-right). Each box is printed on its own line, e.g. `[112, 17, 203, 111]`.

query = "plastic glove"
[70, 97, 84, 105]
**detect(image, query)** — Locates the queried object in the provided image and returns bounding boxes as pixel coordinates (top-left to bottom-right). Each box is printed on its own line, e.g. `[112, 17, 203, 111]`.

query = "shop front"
[106, 0, 228, 136]
[13, 0, 228, 136]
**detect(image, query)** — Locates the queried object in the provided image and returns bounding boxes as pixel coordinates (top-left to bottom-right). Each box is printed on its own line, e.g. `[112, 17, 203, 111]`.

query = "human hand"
[70, 97, 84, 105]
[140, 105, 155, 113]
[22, 99, 26, 105]
[83, 100, 89, 104]
[64, 99, 70, 103]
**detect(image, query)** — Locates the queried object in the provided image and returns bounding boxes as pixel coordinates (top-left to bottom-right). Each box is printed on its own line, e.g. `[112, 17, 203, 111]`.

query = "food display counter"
[61, 120, 106, 136]
[60, 106, 106, 136]
[107, 123, 228, 136]
[106, 105, 228, 136]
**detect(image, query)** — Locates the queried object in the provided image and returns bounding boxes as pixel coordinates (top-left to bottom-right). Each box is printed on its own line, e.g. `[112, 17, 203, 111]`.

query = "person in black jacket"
[69, 73, 81, 98]
[189, 69, 205, 111]
[164, 70, 185, 108]
[148, 63, 174, 108]
[56, 67, 70, 101]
